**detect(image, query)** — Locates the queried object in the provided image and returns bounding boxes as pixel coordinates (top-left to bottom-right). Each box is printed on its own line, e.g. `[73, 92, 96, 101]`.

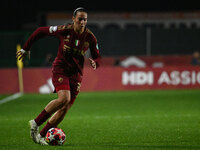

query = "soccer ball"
[45, 128, 66, 146]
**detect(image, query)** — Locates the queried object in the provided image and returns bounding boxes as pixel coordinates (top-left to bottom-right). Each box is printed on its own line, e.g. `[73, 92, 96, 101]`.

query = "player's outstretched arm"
[16, 49, 30, 61]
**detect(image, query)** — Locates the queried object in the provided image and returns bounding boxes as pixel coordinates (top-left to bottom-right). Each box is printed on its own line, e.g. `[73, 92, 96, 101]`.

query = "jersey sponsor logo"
[73, 48, 86, 56]
[49, 26, 57, 33]
[64, 39, 69, 42]
[63, 45, 70, 52]
[63, 44, 86, 56]
[83, 42, 89, 49]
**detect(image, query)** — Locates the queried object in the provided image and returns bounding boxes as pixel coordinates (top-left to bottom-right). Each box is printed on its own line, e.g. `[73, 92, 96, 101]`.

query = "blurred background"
[1, 1, 200, 148]
[1, 0, 200, 93]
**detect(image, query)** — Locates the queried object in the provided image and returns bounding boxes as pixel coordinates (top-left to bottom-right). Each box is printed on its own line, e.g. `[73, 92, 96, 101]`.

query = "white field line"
[0, 92, 23, 105]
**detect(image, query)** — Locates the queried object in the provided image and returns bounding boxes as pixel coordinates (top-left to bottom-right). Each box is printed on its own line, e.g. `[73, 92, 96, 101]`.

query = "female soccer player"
[16, 7, 101, 145]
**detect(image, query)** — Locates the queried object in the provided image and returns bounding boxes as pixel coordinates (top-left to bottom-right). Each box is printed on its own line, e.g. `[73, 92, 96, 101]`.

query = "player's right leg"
[48, 102, 73, 127]
[44, 90, 71, 114]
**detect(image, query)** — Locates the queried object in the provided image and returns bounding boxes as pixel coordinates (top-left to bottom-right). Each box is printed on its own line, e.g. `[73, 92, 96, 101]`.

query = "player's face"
[73, 12, 87, 32]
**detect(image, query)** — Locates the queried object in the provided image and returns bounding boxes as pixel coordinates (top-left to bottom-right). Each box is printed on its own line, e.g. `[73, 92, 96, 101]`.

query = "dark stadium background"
[1, 0, 200, 30]
[1, 0, 200, 65]
[1, 1, 200, 149]
[0, 0, 200, 86]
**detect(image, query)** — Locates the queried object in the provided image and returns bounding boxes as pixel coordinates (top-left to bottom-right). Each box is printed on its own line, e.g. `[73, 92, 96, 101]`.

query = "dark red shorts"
[52, 73, 82, 104]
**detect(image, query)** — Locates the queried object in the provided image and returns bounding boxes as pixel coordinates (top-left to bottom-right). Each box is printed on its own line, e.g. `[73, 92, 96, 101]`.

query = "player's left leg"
[48, 102, 73, 126]
[48, 89, 78, 127]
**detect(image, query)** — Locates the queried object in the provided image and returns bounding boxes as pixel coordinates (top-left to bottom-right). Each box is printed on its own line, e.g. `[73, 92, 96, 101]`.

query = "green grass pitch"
[0, 90, 200, 150]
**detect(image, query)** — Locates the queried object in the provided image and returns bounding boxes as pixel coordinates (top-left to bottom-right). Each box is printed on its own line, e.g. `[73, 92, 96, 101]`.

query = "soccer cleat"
[29, 120, 39, 143]
[36, 134, 48, 145]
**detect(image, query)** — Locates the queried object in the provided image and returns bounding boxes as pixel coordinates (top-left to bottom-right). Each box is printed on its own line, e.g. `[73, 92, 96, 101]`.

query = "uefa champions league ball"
[45, 128, 66, 146]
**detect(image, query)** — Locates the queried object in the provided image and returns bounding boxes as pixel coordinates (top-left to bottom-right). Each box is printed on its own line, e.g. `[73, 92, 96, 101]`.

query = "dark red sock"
[40, 121, 53, 137]
[34, 109, 50, 126]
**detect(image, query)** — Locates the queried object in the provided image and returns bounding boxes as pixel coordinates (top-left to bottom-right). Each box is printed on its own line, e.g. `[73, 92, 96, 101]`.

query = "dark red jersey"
[23, 24, 101, 76]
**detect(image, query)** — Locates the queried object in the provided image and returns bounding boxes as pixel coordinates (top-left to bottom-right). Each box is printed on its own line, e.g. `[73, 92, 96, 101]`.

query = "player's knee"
[62, 103, 72, 111]
[58, 106, 68, 115]
[63, 96, 71, 104]
[57, 90, 71, 107]
[58, 95, 70, 106]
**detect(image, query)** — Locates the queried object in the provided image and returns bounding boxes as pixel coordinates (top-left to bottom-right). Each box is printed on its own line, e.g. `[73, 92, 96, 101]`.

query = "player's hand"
[89, 58, 96, 70]
[16, 49, 30, 61]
